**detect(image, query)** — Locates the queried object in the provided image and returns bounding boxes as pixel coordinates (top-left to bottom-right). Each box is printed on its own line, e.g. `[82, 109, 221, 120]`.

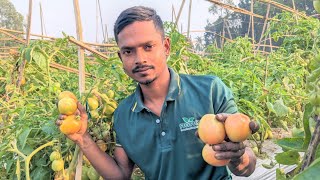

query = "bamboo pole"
[225, 21, 233, 40]
[39, 2, 44, 39]
[206, 0, 275, 20]
[0, 38, 15, 41]
[251, 0, 255, 46]
[187, 0, 192, 38]
[0, 29, 26, 44]
[73, 0, 85, 178]
[0, 28, 117, 47]
[50, 62, 94, 78]
[97, 0, 105, 42]
[17, 0, 32, 88]
[96, 0, 99, 43]
[68, 37, 109, 59]
[256, 4, 271, 51]
[175, 0, 186, 27]
[257, 0, 309, 19]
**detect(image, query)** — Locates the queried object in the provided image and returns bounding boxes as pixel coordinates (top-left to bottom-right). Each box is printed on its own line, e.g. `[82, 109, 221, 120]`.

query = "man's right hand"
[56, 102, 88, 144]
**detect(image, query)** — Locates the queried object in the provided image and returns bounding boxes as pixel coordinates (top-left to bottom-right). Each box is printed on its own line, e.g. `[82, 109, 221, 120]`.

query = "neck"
[140, 68, 170, 104]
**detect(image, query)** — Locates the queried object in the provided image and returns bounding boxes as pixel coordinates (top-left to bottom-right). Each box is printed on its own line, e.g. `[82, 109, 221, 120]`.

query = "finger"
[249, 121, 260, 134]
[56, 119, 63, 126]
[195, 130, 199, 138]
[215, 148, 245, 160]
[212, 142, 245, 151]
[77, 102, 88, 119]
[58, 114, 67, 120]
[215, 113, 229, 123]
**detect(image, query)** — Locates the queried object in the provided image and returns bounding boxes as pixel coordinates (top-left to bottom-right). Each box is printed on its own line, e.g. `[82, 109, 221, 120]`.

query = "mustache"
[132, 65, 154, 73]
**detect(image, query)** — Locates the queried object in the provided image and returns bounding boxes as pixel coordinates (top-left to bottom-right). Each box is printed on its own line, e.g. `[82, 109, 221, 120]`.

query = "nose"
[134, 49, 147, 64]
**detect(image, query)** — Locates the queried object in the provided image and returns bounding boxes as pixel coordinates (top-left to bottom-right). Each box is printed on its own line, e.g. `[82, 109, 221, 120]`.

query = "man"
[57, 6, 259, 180]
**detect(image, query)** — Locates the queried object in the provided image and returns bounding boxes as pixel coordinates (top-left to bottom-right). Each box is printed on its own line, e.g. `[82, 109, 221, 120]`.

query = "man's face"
[117, 21, 170, 85]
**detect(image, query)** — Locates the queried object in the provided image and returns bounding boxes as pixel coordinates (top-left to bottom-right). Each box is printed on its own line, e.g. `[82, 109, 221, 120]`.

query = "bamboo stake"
[39, 2, 44, 39]
[0, 29, 26, 44]
[73, 0, 85, 178]
[17, 0, 32, 88]
[222, 19, 225, 49]
[0, 28, 117, 47]
[50, 62, 94, 78]
[225, 20, 233, 40]
[257, 0, 309, 19]
[0, 38, 15, 41]
[187, 0, 192, 39]
[206, 0, 276, 20]
[97, 0, 105, 42]
[251, 0, 255, 46]
[175, 0, 186, 27]
[68, 37, 108, 59]
[96, 0, 98, 43]
[256, 4, 271, 51]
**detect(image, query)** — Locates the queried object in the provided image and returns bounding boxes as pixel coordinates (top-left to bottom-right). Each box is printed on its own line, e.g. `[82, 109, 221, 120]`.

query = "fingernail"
[215, 153, 222, 159]
[213, 145, 221, 151]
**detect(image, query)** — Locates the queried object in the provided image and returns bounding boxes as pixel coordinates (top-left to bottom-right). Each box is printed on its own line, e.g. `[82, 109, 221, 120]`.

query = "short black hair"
[113, 6, 165, 43]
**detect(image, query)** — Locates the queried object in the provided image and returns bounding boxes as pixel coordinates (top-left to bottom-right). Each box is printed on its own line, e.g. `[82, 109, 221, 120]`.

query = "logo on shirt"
[179, 117, 199, 132]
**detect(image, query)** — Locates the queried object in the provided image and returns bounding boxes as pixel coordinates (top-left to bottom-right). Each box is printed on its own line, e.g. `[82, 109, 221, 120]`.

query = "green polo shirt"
[113, 68, 238, 180]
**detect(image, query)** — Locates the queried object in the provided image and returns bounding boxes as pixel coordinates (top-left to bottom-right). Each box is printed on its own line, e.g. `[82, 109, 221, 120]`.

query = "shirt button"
[161, 131, 166, 136]
[156, 119, 160, 124]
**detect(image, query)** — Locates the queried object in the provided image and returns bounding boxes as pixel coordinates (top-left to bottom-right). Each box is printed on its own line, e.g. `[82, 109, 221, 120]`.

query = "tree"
[0, 0, 24, 46]
[204, 0, 316, 48]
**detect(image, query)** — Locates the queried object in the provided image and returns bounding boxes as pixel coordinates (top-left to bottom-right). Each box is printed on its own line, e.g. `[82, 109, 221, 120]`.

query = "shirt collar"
[131, 68, 181, 113]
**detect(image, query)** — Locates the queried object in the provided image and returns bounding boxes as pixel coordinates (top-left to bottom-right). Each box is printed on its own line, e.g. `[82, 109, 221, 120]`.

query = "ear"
[164, 37, 171, 56]
[117, 51, 123, 62]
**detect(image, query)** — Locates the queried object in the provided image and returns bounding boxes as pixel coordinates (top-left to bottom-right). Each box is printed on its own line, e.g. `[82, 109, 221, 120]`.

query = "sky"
[10, 0, 217, 43]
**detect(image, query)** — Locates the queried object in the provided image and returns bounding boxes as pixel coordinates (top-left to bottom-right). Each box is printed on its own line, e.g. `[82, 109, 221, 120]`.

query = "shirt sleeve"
[211, 77, 238, 114]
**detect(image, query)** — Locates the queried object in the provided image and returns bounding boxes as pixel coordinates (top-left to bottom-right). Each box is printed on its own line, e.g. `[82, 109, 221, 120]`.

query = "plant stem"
[24, 140, 56, 180]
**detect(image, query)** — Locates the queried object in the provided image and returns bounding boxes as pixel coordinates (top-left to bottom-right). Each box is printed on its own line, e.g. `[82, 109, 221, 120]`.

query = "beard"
[139, 77, 156, 85]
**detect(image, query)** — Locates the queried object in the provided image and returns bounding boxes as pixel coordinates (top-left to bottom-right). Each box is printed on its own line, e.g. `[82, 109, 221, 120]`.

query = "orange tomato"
[58, 91, 77, 101]
[59, 115, 81, 135]
[58, 97, 77, 115]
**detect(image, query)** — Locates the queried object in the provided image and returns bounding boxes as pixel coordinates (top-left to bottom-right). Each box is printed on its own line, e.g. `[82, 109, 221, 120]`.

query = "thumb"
[77, 102, 88, 119]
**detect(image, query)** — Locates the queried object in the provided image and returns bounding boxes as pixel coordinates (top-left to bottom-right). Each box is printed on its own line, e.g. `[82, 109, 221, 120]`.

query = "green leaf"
[17, 127, 32, 150]
[266, 102, 276, 113]
[24, 47, 32, 62]
[302, 103, 313, 149]
[41, 120, 58, 135]
[32, 50, 47, 70]
[273, 98, 289, 117]
[275, 150, 301, 165]
[276, 168, 287, 180]
[30, 166, 51, 180]
[275, 137, 305, 152]
[293, 158, 320, 180]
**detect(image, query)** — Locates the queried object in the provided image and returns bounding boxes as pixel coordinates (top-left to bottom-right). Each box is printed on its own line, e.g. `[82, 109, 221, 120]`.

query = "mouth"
[132, 65, 154, 73]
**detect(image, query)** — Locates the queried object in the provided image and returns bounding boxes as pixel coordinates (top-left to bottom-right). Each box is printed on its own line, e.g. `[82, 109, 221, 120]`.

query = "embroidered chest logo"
[179, 117, 199, 132]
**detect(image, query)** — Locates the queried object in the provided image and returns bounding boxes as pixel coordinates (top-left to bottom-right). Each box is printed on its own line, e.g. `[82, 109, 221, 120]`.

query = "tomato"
[88, 98, 99, 110]
[50, 151, 62, 161]
[58, 91, 77, 101]
[82, 166, 90, 180]
[87, 166, 100, 180]
[96, 140, 107, 152]
[58, 97, 77, 115]
[51, 159, 64, 172]
[106, 90, 115, 99]
[59, 115, 81, 135]
[90, 110, 99, 119]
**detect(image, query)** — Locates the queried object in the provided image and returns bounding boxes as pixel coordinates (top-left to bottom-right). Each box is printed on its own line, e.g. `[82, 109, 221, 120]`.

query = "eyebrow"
[120, 41, 154, 51]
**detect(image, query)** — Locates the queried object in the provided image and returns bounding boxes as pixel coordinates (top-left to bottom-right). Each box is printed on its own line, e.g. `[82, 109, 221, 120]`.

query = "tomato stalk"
[7, 139, 57, 180]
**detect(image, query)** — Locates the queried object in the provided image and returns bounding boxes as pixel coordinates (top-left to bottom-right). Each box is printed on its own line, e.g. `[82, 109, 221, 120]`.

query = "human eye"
[144, 44, 153, 51]
[122, 50, 131, 55]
